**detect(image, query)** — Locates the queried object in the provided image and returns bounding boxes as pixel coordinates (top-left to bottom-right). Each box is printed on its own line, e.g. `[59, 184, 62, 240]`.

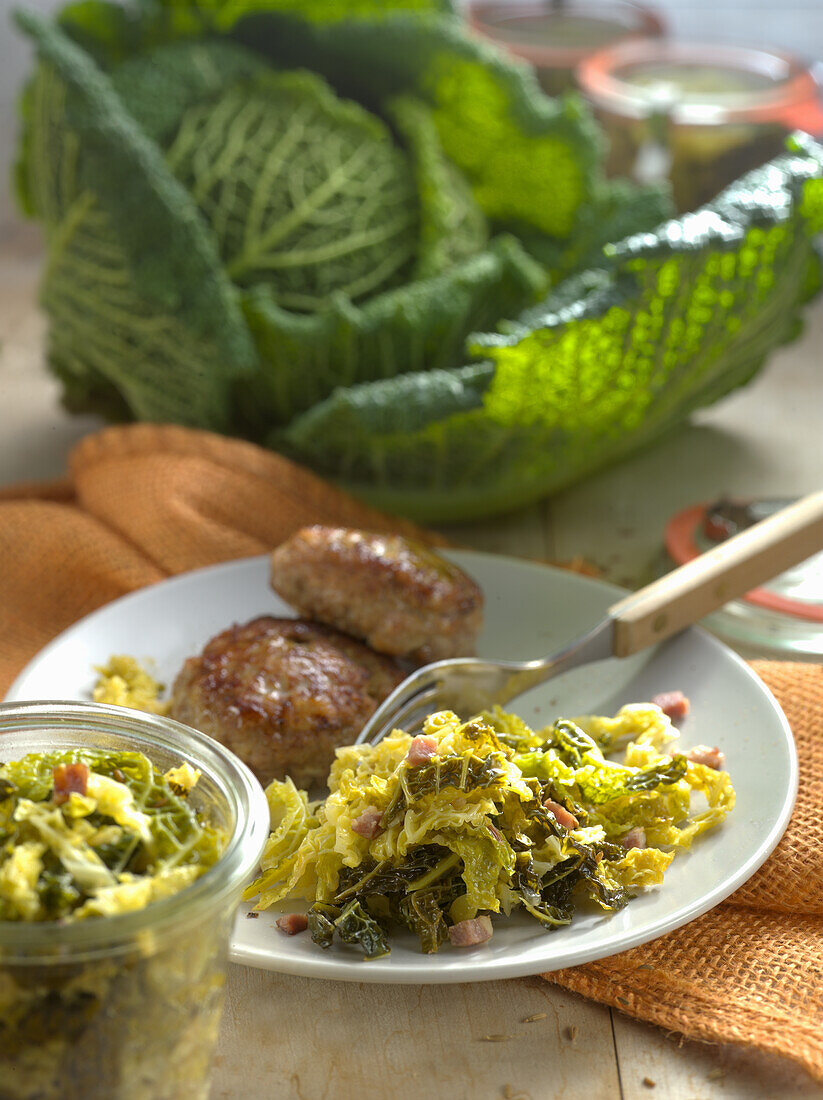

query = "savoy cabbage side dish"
[245, 706, 735, 957]
[14, 0, 823, 520]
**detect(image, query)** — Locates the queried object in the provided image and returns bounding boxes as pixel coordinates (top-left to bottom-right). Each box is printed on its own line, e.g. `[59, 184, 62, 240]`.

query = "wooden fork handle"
[608, 491, 823, 658]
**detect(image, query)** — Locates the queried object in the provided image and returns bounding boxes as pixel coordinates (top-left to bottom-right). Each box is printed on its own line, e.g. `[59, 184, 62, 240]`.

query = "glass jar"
[0, 701, 269, 1100]
[664, 499, 823, 660]
[578, 39, 823, 212]
[467, 1, 664, 98]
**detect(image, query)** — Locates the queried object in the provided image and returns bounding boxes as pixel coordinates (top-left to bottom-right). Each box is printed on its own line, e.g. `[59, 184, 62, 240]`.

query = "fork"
[356, 492, 823, 745]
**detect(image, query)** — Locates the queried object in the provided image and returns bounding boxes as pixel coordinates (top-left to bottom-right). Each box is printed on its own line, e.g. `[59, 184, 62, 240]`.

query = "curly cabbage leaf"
[15, 800, 119, 893]
[333, 898, 390, 958]
[514, 177, 674, 285]
[510, 852, 575, 928]
[1, 749, 151, 804]
[114, 39, 420, 309]
[576, 703, 678, 754]
[41, 198, 249, 426]
[250, 241, 542, 429]
[381, 750, 509, 827]
[164, 71, 419, 308]
[333, 846, 457, 902]
[329, 729, 412, 790]
[13, 60, 127, 419]
[595, 846, 674, 895]
[222, 8, 599, 238]
[398, 888, 449, 953]
[126, 0, 458, 48]
[14, 60, 79, 225]
[246, 816, 341, 909]
[259, 778, 315, 869]
[642, 760, 736, 849]
[306, 898, 390, 959]
[55, 0, 201, 68]
[514, 716, 708, 843]
[443, 832, 511, 921]
[16, 12, 255, 427]
[82, 771, 152, 841]
[110, 38, 269, 144]
[307, 900, 339, 947]
[388, 94, 487, 280]
[62, 0, 445, 67]
[282, 139, 823, 519]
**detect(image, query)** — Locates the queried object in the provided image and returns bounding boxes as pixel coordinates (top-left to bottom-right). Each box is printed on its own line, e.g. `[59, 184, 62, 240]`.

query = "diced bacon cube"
[651, 691, 690, 721]
[276, 913, 309, 935]
[448, 915, 493, 947]
[52, 763, 90, 805]
[686, 745, 726, 771]
[406, 735, 438, 767]
[543, 799, 579, 831]
[621, 827, 646, 850]
[351, 806, 384, 839]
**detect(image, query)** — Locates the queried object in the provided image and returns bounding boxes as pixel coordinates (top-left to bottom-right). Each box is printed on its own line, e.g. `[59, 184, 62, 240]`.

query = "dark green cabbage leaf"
[307, 898, 390, 958]
[15, 12, 256, 428]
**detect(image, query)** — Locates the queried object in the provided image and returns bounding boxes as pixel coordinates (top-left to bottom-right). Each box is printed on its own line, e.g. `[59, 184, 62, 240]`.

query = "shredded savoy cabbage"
[0, 750, 224, 922]
[245, 705, 735, 957]
[93, 655, 170, 715]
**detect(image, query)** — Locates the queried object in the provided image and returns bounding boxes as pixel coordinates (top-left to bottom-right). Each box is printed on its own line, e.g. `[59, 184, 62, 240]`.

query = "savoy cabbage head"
[14, 0, 823, 520]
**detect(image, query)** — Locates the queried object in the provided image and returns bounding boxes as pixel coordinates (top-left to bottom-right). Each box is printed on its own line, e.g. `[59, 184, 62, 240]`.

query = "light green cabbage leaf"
[595, 846, 674, 895]
[14, 800, 117, 893]
[163, 71, 420, 308]
[259, 778, 315, 870]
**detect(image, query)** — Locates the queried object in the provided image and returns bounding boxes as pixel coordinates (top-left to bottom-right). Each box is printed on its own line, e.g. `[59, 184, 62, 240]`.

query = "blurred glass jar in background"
[664, 498, 823, 660]
[467, 0, 664, 97]
[578, 40, 823, 212]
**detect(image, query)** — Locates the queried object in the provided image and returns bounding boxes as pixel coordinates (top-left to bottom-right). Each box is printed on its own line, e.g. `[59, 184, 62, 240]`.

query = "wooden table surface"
[2, 221, 822, 1099]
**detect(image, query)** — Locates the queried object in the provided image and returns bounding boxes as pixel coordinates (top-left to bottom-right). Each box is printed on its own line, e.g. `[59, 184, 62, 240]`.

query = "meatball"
[170, 617, 405, 788]
[269, 527, 483, 664]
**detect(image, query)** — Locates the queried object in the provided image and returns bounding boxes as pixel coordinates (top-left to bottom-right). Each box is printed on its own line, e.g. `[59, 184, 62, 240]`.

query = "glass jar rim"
[468, 0, 665, 68]
[0, 700, 269, 959]
[578, 39, 820, 125]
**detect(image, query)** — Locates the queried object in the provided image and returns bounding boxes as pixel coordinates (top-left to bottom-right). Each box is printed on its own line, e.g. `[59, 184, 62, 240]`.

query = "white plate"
[6, 552, 796, 984]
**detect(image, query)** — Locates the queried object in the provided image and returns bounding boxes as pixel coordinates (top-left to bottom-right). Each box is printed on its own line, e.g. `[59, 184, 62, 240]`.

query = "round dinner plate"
[6, 551, 797, 983]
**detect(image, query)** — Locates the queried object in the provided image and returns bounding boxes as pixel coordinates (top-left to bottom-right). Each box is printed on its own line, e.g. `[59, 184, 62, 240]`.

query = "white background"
[1, 0, 822, 226]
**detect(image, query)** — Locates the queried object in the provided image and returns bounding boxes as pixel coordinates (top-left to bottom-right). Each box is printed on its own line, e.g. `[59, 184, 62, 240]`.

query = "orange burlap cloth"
[2, 424, 822, 1079]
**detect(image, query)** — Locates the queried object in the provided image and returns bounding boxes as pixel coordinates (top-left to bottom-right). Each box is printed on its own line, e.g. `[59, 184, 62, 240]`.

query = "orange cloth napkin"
[2, 424, 822, 1081]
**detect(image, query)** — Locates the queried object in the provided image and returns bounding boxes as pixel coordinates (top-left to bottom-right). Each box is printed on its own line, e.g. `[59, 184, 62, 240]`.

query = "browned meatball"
[170, 617, 405, 788]
[269, 526, 483, 664]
